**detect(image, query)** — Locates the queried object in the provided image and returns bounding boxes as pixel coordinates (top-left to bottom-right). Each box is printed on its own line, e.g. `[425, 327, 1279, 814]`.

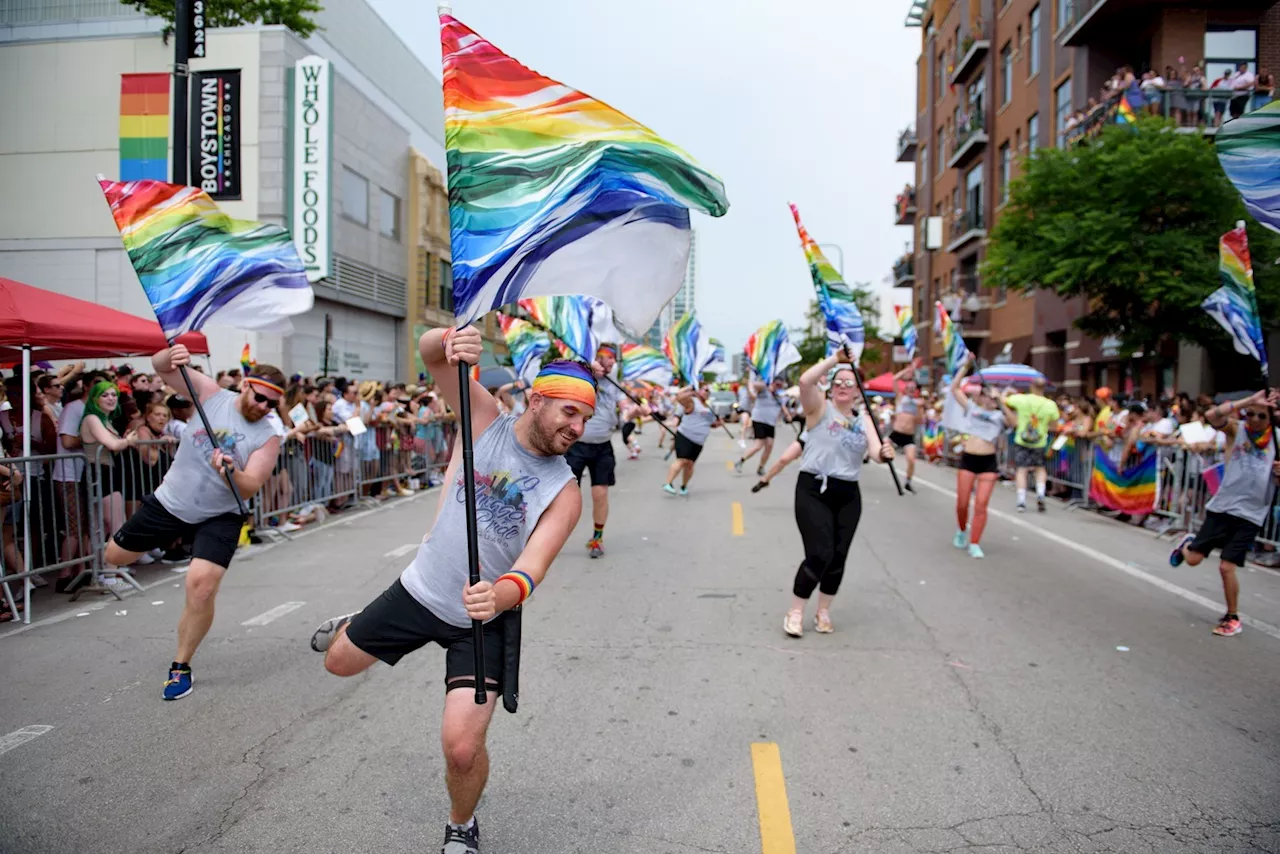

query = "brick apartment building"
[896, 0, 1280, 396]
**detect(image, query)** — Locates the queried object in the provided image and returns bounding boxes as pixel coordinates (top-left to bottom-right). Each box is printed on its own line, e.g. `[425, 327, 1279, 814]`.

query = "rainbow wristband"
[497, 570, 535, 604]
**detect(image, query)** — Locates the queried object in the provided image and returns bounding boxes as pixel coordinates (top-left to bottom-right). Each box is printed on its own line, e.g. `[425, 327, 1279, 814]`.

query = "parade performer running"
[564, 344, 623, 559]
[102, 344, 283, 701]
[750, 429, 807, 493]
[735, 377, 790, 476]
[309, 326, 588, 854]
[783, 351, 894, 638]
[662, 385, 721, 495]
[889, 365, 921, 493]
[1170, 388, 1279, 637]
[949, 358, 1014, 559]
[735, 381, 753, 447]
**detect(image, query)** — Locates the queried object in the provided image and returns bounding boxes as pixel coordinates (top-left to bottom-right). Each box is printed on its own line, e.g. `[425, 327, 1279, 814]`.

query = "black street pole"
[455, 358, 487, 706]
[172, 0, 191, 185]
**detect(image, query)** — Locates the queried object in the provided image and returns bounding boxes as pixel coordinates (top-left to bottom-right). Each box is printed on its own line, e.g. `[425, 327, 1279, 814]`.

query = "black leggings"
[621, 421, 636, 443]
[793, 471, 862, 599]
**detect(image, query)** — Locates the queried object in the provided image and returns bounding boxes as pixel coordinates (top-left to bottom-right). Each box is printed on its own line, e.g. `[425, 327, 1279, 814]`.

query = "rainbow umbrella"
[970, 364, 1045, 387]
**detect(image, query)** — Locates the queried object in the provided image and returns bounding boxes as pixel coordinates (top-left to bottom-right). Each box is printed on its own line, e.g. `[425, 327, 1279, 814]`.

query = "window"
[1000, 43, 1013, 105]
[1027, 112, 1040, 150]
[965, 163, 983, 224]
[1054, 79, 1072, 149]
[1029, 6, 1040, 75]
[999, 143, 1011, 203]
[1015, 127, 1022, 155]
[378, 189, 401, 241]
[936, 127, 945, 174]
[936, 50, 945, 99]
[342, 167, 368, 225]
[1205, 27, 1258, 77]
[438, 259, 454, 311]
[918, 143, 928, 186]
[419, 250, 433, 307]
[1056, 0, 1069, 31]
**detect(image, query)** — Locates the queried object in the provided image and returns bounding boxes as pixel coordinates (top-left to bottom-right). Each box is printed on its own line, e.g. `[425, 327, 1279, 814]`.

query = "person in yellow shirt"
[1002, 378, 1061, 512]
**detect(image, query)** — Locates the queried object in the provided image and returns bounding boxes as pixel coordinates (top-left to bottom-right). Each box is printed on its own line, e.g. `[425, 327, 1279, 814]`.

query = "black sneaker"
[1037, 498, 1046, 513]
[904, 481, 915, 493]
[442, 817, 480, 853]
[751, 480, 769, 493]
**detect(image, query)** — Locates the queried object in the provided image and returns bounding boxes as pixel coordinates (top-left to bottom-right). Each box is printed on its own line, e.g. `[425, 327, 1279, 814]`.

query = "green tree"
[981, 114, 1280, 358]
[792, 285, 882, 372]
[124, 0, 322, 41]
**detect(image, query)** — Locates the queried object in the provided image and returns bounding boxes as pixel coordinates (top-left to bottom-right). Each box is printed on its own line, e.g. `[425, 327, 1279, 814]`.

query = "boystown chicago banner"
[189, 69, 241, 200]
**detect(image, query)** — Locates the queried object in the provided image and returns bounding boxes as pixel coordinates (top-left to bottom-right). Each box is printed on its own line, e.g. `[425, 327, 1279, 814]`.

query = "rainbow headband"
[531, 361, 597, 410]
[244, 376, 284, 395]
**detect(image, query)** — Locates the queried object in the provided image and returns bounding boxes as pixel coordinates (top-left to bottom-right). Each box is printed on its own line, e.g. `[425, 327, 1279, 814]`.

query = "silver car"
[708, 390, 737, 421]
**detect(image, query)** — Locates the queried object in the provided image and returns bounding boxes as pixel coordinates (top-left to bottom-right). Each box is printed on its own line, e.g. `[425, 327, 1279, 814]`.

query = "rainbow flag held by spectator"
[1089, 446, 1157, 514]
[895, 304, 917, 359]
[933, 300, 970, 375]
[240, 342, 253, 375]
[1216, 99, 1280, 236]
[1116, 83, 1145, 124]
[439, 11, 728, 334]
[788, 203, 865, 359]
[922, 420, 943, 458]
[663, 312, 718, 385]
[97, 178, 313, 338]
[498, 315, 552, 386]
[1202, 224, 1269, 375]
[744, 320, 800, 384]
[620, 343, 672, 386]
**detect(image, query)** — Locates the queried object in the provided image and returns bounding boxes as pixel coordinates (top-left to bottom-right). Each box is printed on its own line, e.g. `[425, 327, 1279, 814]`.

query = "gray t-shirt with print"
[153, 390, 277, 523]
[578, 377, 622, 444]
[401, 414, 575, 628]
[1207, 430, 1277, 526]
[751, 389, 782, 426]
[676, 398, 716, 445]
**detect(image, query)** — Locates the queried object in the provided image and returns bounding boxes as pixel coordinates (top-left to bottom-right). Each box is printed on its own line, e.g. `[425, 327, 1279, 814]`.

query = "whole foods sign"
[292, 55, 331, 283]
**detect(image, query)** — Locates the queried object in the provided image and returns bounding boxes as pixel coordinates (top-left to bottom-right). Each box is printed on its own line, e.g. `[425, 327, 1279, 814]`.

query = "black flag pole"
[844, 343, 905, 497]
[454, 351, 488, 706]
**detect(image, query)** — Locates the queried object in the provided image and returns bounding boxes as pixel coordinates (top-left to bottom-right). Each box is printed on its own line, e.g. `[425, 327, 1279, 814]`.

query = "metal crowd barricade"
[1043, 434, 1094, 509]
[253, 432, 362, 537]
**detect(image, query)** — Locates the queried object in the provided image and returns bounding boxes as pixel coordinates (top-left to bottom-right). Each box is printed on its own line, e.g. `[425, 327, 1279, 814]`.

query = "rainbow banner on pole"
[498, 315, 552, 386]
[1089, 446, 1157, 514]
[518, 295, 606, 361]
[663, 312, 717, 385]
[933, 300, 970, 375]
[98, 178, 313, 338]
[745, 319, 801, 383]
[620, 343, 672, 386]
[1202, 223, 1269, 376]
[120, 73, 170, 181]
[895, 304, 917, 359]
[440, 10, 728, 334]
[788, 203, 864, 359]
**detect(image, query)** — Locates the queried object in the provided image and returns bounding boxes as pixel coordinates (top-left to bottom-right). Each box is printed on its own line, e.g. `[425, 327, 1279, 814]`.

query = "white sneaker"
[783, 610, 803, 638]
[133, 553, 156, 565]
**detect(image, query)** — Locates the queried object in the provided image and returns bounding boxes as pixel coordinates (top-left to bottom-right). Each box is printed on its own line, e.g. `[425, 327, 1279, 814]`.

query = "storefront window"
[342, 167, 368, 225]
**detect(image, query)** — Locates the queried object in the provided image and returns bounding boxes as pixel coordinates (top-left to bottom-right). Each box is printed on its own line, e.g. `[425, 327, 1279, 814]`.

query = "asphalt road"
[1, 423, 1278, 854]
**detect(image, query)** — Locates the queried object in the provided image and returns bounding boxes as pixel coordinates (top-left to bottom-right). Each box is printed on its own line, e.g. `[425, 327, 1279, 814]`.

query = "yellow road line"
[731, 501, 744, 536]
[751, 742, 796, 854]
[726, 459, 734, 472]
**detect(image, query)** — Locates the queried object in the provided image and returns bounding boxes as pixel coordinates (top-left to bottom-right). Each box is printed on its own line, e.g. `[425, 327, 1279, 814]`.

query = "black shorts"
[752, 423, 776, 441]
[1013, 444, 1048, 470]
[674, 433, 704, 461]
[959, 452, 999, 475]
[112, 493, 244, 569]
[889, 431, 915, 449]
[621, 422, 636, 443]
[345, 579, 506, 691]
[566, 440, 616, 487]
[1188, 510, 1260, 566]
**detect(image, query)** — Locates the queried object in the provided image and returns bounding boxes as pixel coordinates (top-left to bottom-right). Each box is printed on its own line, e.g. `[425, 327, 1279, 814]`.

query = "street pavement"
[1, 422, 1278, 854]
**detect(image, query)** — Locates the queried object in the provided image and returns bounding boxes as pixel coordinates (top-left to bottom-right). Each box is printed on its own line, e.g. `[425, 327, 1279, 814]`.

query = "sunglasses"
[830, 379, 858, 389]
[251, 391, 280, 405]
[1242, 410, 1270, 420]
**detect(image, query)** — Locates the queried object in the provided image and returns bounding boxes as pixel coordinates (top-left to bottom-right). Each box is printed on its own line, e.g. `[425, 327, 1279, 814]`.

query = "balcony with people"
[894, 184, 917, 225]
[946, 206, 986, 254]
[897, 126, 918, 162]
[893, 253, 914, 285]
[938, 272, 992, 337]
[950, 19, 989, 85]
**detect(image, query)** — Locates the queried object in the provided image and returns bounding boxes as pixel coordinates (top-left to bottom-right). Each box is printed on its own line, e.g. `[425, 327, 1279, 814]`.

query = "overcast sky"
[369, 0, 920, 353]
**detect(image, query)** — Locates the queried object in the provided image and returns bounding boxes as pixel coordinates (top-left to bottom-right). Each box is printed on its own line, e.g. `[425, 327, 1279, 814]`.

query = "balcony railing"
[892, 254, 914, 284]
[950, 24, 989, 85]
[894, 186, 917, 225]
[948, 115, 988, 168]
[897, 127, 918, 162]
[1063, 86, 1272, 147]
[946, 208, 986, 253]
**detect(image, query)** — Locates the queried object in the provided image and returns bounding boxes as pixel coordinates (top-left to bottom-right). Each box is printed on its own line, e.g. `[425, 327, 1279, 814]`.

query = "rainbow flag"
[788, 203, 864, 358]
[745, 320, 801, 384]
[440, 11, 728, 333]
[97, 178, 313, 338]
[620, 343, 672, 386]
[895, 304, 917, 359]
[933, 300, 970, 375]
[1089, 446, 1157, 514]
[1202, 224, 1268, 375]
[922, 421, 943, 458]
[517, 295, 612, 362]
[120, 73, 170, 181]
[239, 342, 253, 375]
[663, 312, 717, 385]
[498, 315, 552, 386]
[1202, 461, 1225, 496]
[1216, 100, 1280, 236]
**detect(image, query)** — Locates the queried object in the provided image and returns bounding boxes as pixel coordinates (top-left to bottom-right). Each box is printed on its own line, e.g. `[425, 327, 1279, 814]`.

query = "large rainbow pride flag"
[1202, 224, 1268, 376]
[440, 11, 728, 334]
[498, 315, 552, 386]
[788, 203, 864, 358]
[620, 343, 672, 386]
[1089, 446, 1157, 514]
[895, 304, 917, 359]
[934, 300, 970, 375]
[1215, 99, 1280, 236]
[745, 320, 800, 384]
[98, 178, 313, 338]
[663, 312, 717, 385]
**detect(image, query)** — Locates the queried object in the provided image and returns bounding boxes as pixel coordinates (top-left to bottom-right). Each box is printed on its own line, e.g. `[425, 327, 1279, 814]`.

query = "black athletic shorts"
[752, 423, 776, 441]
[566, 440, 616, 487]
[959, 452, 999, 475]
[113, 493, 245, 569]
[1188, 510, 1260, 566]
[345, 578, 507, 692]
[889, 430, 915, 449]
[674, 433, 704, 462]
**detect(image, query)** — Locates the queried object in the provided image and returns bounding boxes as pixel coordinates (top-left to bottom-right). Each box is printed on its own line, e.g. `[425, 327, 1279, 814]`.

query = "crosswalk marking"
[241, 601, 306, 627]
[0, 725, 54, 758]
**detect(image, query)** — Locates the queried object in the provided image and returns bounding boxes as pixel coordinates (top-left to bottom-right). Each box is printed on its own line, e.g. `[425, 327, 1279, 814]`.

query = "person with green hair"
[77, 380, 138, 587]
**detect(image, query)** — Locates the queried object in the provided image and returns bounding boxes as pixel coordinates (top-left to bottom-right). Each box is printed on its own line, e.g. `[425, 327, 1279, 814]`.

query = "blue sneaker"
[968, 543, 985, 559]
[163, 663, 193, 701]
[662, 483, 678, 495]
[953, 529, 969, 549]
[1169, 533, 1194, 567]
[679, 486, 689, 496]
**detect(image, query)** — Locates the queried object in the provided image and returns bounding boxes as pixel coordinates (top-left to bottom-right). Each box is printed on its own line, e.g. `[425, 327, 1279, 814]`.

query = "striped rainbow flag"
[1089, 446, 1157, 514]
[120, 73, 170, 181]
[620, 343, 672, 386]
[895, 304, 917, 358]
[440, 11, 728, 334]
[788, 203, 864, 358]
[933, 300, 970, 375]
[498, 314, 551, 386]
[1202, 224, 1268, 375]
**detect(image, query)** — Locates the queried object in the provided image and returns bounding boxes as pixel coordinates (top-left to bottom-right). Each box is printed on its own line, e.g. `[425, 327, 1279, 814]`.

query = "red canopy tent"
[0, 277, 207, 365]
[862, 371, 899, 396]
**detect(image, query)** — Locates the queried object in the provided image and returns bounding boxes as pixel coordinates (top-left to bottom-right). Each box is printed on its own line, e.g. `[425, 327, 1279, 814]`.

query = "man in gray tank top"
[309, 325, 589, 854]
[1171, 389, 1280, 637]
[105, 344, 283, 701]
